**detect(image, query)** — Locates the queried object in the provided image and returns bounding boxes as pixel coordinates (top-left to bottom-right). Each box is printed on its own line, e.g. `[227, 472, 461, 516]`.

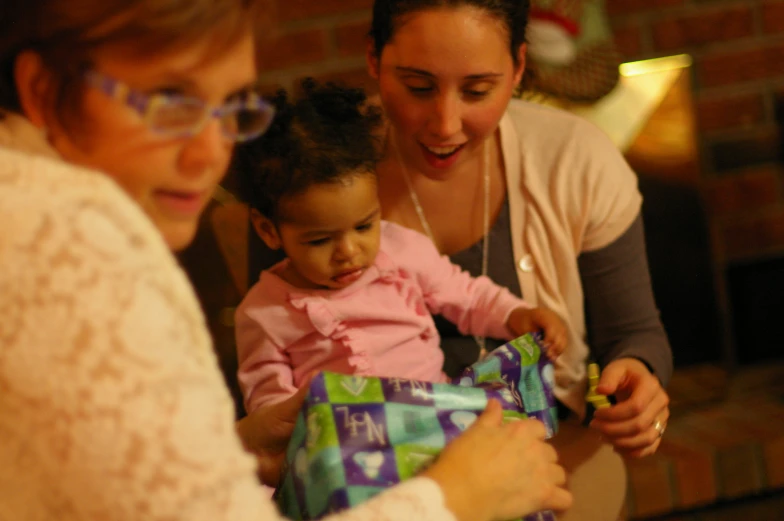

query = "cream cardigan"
[499, 100, 643, 415]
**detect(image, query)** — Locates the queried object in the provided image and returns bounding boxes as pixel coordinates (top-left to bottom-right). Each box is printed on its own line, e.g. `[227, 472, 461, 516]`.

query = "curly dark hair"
[234, 78, 384, 223]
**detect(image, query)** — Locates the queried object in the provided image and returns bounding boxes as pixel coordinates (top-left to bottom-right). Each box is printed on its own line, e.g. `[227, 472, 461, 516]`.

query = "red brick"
[708, 129, 781, 172]
[667, 364, 728, 413]
[670, 410, 752, 450]
[651, 6, 754, 52]
[762, 1, 784, 33]
[275, 0, 373, 23]
[722, 207, 784, 258]
[703, 167, 780, 216]
[763, 437, 784, 487]
[259, 29, 329, 71]
[716, 444, 765, 498]
[607, 0, 683, 17]
[626, 456, 676, 517]
[299, 67, 377, 94]
[612, 22, 644, 59]
[336, 20, 371, 58]
[725, 402, 784, 441]
[696, 93, 766, 133]
[658, 439, 717, 508]
[698, 42, 784, 88]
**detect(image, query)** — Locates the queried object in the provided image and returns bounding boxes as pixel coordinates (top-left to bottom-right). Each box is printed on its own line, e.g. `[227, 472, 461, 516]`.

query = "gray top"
[436, 196, 672, 388]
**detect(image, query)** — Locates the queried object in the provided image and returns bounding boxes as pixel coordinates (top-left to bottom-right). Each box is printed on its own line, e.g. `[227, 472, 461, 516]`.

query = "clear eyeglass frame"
[84, 70, 275, 143]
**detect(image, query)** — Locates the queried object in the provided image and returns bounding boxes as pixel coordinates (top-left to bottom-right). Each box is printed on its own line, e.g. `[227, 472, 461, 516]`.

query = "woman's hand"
[422, 400, 573, 521]
[235, 379, 311, 486]
[590, 358, 670, 458]
[507, 307, 568, 359]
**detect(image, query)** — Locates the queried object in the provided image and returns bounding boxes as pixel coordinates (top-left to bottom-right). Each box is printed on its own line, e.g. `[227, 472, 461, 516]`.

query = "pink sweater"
[235, 221, 527, 412]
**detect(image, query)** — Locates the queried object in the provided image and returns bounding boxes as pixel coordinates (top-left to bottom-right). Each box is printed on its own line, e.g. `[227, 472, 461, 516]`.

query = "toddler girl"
[233, 79, 566, 413]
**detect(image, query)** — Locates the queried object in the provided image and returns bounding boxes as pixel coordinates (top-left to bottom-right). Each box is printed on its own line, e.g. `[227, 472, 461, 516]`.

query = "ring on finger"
[653, 418, 666, 438]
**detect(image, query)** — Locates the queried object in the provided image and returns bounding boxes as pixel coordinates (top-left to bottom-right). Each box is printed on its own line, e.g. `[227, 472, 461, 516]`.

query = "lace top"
[0, 113, 456, 521]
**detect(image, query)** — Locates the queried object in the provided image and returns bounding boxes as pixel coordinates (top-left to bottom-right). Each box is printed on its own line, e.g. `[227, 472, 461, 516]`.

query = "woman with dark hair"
[366, 1, 674, 519]
[0, 1, 570, 520]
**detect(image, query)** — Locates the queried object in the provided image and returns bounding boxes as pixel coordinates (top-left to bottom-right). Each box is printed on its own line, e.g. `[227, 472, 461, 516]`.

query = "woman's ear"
[513, 43, 527, 86]
[366, 39, 380, 80]
[13, 51, 53, 129]
[250, 208, 283, 250]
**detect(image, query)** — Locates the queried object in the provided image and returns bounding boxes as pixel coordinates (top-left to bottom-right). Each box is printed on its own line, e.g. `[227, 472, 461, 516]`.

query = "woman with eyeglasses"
[0, 1, 571, 520]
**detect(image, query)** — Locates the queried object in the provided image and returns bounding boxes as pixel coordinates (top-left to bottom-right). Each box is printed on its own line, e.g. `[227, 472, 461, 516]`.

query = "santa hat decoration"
[525, 0, 621, 103]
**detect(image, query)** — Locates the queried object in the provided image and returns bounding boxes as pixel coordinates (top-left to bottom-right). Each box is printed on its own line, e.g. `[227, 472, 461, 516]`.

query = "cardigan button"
[518, 255, 534, 273]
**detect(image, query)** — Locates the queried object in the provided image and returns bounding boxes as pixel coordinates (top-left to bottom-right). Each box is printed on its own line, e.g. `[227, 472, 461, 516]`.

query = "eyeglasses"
[84, 70, 275, 143]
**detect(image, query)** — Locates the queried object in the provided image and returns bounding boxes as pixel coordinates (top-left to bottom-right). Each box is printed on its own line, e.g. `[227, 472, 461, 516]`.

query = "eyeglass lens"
[150, 101, 273, 140]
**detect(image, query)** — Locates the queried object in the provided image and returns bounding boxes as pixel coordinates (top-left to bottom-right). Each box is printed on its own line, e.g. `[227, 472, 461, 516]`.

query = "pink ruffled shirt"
[235, 221, 527, 413]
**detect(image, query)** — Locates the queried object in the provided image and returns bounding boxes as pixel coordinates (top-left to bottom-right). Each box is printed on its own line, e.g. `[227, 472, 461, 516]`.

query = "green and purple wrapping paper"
[276, 332, 558, 521]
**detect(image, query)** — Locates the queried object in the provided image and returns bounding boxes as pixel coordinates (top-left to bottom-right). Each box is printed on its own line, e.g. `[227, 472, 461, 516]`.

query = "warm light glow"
[620, 54, 693, 77]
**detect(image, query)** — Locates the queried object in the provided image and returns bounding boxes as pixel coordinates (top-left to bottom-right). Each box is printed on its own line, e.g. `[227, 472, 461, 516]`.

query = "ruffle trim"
[287, 254, 436, 372]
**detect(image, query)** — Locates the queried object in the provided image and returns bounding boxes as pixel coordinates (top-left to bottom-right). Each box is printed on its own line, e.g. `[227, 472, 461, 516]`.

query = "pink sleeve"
[235, 304, 297, 413]
[386, 224, 527, 340]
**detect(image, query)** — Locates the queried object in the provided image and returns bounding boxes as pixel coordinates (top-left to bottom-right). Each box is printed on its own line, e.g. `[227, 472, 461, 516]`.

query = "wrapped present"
[276, 333, 558, 521]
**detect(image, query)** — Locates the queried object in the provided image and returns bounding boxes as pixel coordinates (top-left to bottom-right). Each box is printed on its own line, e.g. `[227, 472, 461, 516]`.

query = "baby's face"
[276, 173, 382, 290]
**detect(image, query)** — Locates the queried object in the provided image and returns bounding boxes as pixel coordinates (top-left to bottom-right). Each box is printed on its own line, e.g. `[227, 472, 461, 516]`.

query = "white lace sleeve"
[0, 149, 455, 521]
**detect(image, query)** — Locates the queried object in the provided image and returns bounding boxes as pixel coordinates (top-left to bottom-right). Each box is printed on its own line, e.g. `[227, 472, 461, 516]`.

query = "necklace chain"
[393, 135, 491, 357]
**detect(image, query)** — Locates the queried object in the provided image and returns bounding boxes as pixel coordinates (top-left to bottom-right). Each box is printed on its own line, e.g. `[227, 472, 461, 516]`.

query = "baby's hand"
[507, 307, 568, 360]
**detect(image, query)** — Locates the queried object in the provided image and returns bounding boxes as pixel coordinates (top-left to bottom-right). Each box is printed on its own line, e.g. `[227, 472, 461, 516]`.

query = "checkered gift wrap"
[276, 333, 558, 521]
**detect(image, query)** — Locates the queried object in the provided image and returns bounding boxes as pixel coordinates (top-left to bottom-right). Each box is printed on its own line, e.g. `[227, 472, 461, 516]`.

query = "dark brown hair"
[369, 0, 530, 66]
[0, 0, 265, 118]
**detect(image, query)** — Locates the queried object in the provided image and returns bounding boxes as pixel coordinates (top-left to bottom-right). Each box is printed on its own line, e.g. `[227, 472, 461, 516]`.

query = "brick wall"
[608, 0, 784, 263]
[257, 0, 375, 93]
[258, 0, 784, 262]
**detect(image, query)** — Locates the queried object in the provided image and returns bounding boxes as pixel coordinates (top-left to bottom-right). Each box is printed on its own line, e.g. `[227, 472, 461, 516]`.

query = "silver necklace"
[393, 135, 492, 357]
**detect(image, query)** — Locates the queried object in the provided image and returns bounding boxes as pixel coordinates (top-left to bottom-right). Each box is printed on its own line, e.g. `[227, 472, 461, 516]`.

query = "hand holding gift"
[590, 358, 670, 458]
[422, 399, 571, 521]
[506, 307, 568, 360]
[276, 333, 570, 521]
